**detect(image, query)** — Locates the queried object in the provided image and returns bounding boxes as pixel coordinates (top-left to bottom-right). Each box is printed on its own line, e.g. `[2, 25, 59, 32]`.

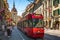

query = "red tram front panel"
[24, 27, 44, 38]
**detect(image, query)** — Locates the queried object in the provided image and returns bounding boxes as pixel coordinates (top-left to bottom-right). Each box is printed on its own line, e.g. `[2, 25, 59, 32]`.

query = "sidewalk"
[0, 26, 24, 40]
[0, 31, 8, 40]
[45, 28, 60, 37]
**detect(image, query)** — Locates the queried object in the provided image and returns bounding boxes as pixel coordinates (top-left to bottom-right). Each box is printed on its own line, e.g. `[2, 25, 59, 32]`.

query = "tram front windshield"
[27, 19, 43, 27]
[33, 19, 43, 27]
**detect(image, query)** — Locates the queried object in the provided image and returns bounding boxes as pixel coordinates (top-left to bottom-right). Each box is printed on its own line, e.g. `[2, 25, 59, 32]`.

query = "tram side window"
[28, 20, 32, 27]
[17, 22, 19, 27]
[17, 22, 20, 27]
[22, 22, 24, 27]
[23, 21, 25, 27]
[20, 22, 22, 28]
[17, 22, 21, 27]
[24, 21, 28, 27]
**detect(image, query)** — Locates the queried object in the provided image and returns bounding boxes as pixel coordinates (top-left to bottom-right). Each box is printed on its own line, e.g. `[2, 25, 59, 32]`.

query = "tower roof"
[11, 0, 17, 12]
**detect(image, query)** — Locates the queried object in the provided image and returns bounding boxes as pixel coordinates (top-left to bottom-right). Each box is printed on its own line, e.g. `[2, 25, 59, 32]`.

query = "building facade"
[0, 0, 10, 29]
[3, 0, 12, 25]
[0, 0, 5, 29]
[11, 1, 18, 25]
[34, 0, 60, 29]
[22, 0, 60, 29]
[52, 0, 60, 29]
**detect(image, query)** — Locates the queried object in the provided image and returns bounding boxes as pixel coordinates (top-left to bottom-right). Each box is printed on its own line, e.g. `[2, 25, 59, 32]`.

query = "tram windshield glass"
[27, 19, 43, 27]
[33, 19, 43, 27]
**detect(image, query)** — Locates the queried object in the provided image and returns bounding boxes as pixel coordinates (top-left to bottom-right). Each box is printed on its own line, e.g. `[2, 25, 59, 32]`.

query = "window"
[59, 9, 60, 15]
[53, 9, 60, 16]
[23, 21, 28, 27]
[53, 0, 59, 7]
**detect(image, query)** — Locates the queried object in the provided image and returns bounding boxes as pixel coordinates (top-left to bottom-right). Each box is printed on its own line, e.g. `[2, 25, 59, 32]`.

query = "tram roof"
[26, 13, 44, 20]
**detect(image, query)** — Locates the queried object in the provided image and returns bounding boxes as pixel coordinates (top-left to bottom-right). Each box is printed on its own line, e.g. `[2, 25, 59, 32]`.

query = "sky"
[7, 0, 30, 16]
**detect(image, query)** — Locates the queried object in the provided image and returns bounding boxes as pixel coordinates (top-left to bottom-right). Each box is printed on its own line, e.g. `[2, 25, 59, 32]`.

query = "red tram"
[17, 13, 44, 39]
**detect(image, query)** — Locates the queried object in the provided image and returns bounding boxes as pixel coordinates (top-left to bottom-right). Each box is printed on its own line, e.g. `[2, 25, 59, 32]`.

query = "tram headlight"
[37, 30, 40, 34]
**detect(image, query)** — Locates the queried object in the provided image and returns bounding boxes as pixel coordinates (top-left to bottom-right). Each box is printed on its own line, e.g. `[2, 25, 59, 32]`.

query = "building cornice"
[35, 0, 40, 4]
[26, 3, 34, 11]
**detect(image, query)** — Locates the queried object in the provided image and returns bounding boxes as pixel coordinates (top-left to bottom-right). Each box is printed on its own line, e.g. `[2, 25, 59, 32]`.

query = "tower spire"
[13, 0, 15, 8]
[11, 0, 17, 12]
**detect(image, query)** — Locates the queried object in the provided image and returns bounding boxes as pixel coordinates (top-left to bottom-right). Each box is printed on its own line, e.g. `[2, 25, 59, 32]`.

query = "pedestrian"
[4, 25, 7, 36]
[10, 25, 12, 33]
[46, 25, 49, 29]
[2, 25, 7, 36]
[2, 25, 5, 32]
[6, 24, 12, 37]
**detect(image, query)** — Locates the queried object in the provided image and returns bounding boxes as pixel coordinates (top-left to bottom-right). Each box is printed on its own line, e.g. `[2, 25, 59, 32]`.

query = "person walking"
[2, 25, 5, 33]
[2, 25, 7, 36]
[6, 24, 12, 37]
[9, 25, 12, 33]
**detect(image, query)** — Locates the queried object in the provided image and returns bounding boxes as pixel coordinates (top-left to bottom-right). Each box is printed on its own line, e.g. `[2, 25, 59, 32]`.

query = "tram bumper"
[32, 32, 44, 38]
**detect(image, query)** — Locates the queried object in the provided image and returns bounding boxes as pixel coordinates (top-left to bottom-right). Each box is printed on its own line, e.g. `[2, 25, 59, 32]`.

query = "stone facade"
[22, 0, 60, 30]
